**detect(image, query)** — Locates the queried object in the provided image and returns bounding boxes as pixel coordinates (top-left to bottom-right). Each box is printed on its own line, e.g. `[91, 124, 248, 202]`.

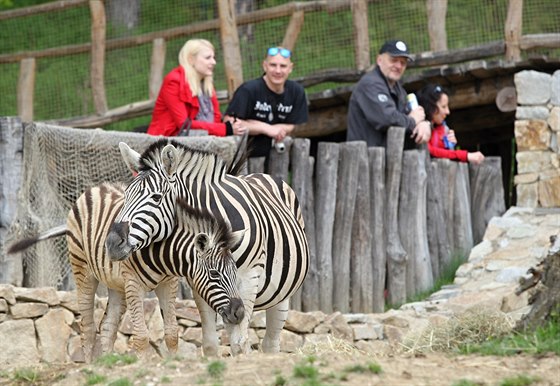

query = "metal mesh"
[0, 0, 558, 128]
[4, 123, 239, 289]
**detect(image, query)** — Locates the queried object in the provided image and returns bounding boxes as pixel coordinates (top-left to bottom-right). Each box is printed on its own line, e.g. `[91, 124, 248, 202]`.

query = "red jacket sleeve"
[428, 125, 469, 162]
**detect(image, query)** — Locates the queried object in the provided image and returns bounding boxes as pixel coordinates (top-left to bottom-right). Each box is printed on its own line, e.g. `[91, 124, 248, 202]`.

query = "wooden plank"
[351, 0, 370, 71]
[385, 127, 407, 305]
[0, 0, 87, 21]
[218, 0, 243, 95]
[17, 58, 35, 122]
[368, 147, 386, 312]
[504, 0, 523, 61]
[0, 117, 25, 285]
[332, 141, 362, 312]
[149, 38, 166, 100]
[453, 163, 474, 256]
[521, 33, 560, 50]
[282, 10, 304, 51]
[410, 41, 505, 68]
[89, 0, 107, 114]
[315, 142, 339, 313]
[426, 0, 447, 52]
[301, 156, 319, 311]
[349, 141, 371, 312]
[289, 138, 311, 311]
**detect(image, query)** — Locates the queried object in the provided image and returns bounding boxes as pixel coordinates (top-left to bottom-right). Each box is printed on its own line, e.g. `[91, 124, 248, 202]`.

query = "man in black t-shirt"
[224, 47, 308, 158]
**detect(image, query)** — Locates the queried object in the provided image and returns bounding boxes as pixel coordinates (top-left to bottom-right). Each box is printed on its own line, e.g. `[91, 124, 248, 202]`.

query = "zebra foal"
[106, 139, 309, 356]
[9, 182, 244, 362]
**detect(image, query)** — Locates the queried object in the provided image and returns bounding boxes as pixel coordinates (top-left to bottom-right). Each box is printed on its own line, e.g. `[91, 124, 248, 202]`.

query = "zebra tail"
[7, 225, 68, 254]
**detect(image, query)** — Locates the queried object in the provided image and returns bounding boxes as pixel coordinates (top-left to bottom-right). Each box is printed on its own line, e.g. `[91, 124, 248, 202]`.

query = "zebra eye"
[209, 269, 221, 280]
[151, 193, 163, 203]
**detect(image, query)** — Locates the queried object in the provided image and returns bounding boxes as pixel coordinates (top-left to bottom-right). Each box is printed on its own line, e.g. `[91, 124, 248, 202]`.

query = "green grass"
[458, 314, 560, 356]
[12, 368, 40, 383]
[207, 360, 226, 379]
[94, 353, 138, 368]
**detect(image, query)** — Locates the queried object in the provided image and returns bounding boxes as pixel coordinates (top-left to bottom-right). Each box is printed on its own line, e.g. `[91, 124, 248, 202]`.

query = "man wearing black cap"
[346, 39, 431, 148]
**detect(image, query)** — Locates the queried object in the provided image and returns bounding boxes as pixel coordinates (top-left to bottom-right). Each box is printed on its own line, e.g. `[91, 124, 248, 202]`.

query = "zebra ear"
[230, 229, 247, 250]
[119, 142, 141, 175]
[194, 233, 211, 254]
[161, 144, 179, 177]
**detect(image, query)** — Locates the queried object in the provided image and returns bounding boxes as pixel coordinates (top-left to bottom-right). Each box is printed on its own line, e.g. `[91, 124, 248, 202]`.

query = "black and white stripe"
[107, 139, 309, 354]
[9, 182, 244, 361]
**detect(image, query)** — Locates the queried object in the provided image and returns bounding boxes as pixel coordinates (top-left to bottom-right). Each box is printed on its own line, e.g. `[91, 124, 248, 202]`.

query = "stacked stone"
[514, 69, 560, 207]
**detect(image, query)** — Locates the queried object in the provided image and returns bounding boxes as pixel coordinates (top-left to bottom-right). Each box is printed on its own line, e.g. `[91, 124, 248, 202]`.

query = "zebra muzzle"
[220, 297, 245, 325]
[105, 222, 133, 261]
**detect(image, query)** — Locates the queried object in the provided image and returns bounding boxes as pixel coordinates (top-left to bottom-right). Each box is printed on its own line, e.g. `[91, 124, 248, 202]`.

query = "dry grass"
[400, 307, 516, 354]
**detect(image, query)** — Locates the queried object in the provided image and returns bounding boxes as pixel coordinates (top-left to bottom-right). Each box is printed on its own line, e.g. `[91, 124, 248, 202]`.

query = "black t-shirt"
[225, 77, 308, 157]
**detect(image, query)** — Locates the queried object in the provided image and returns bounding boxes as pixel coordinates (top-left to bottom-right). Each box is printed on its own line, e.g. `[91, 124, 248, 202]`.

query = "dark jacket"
[347, 66, 416, 147]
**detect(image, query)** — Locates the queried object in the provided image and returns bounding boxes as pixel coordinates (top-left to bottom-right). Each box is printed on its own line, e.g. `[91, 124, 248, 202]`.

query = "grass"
[95, 353, 138, 368]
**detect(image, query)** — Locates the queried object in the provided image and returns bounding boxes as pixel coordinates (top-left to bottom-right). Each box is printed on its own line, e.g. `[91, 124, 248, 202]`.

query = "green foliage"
[83, 370, 107, 385]
[95, 353, 138, 368]
[458, 315, 560, 356]
[207, 360, 226, 378]
[342, 362, 383, 375]
[499, 374, 540, 386]
[12, 368, 39, 383]
[451, 380, 481, 386]
[107, 378, 133, 386]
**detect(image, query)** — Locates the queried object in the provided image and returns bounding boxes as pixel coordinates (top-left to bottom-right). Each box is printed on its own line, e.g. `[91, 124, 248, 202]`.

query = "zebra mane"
[138, 139, 223, 172]
[175, 198, 233, 248]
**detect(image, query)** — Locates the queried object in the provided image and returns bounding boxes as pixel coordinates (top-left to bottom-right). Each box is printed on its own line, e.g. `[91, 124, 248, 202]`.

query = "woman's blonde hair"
[178, 39, 215, 97]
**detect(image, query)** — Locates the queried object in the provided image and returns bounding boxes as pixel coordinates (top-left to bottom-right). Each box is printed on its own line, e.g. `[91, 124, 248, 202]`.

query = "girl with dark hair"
[417, 84, 485, 164]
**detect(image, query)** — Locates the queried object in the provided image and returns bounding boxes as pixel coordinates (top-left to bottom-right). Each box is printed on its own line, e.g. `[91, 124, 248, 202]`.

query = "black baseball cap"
[379, 40, 413, 60]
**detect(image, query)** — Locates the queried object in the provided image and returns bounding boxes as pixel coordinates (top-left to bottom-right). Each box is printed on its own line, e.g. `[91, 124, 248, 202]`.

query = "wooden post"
[332, 141, 362, 313]
[289, 138, 311, 311]
[350, 141, 371, 312]
[426, 0, 447, 52]
[350, 0, 370, 70]
[453, 163, 473, 257]
[0, 117, 25, 286]
[17, 58, 35, 122]
[399, 150, 433, 296]
[368, 147, 386, 312]
[268, 136, 293, 183]
[302, 157, 319, 311]
[315, 142, 339, 313]
[385, 127, 407, 305]
[217, 0, 243, 98]
[504, 0, 523, 61]
[149, 38, 166, 100]
[89, 0, 108, 114]
[281, 10, 304, 51]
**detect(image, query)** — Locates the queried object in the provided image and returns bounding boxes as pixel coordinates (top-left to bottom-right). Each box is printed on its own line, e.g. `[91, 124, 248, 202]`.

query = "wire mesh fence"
[0, 0, 558, 131]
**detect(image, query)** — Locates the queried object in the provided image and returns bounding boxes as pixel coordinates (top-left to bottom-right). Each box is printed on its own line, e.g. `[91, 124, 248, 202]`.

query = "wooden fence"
[247, 128, 505, 313]
[0, 119, 505, 313]
[2, 0, 559, 129]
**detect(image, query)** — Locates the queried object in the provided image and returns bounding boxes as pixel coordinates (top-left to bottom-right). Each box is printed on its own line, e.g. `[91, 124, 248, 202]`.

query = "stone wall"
[514, 70, 560, 207]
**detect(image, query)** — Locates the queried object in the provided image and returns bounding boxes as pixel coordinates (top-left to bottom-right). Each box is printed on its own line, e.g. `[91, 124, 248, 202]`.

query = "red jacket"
[147, 66, 228, 137]
[428, 123, 469, 162]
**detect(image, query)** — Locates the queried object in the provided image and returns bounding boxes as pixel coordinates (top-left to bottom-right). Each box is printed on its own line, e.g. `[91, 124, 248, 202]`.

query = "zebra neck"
[176, 151, 227, 185]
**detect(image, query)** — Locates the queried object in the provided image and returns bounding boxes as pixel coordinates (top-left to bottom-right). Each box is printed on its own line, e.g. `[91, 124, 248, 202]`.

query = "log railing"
[1, 0, 559, 127]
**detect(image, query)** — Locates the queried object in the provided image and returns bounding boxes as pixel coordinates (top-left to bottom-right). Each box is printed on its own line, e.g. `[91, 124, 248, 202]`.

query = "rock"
[0, 319, 40, 365]
[36, 309, 74, 363]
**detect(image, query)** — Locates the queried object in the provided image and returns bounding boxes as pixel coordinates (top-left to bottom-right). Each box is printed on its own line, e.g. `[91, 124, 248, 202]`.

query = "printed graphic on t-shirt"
[253, 100, 294, 122]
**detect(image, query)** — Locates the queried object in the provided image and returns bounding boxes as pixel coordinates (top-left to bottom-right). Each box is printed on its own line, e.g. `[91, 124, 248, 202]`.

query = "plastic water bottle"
[407, 93, 419, 110]
[443, 121, 455, 150]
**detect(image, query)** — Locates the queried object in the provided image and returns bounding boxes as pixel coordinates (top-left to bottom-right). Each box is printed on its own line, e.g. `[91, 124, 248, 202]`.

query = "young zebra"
[106, 139, 309, 355]
[8, 182, 244, 362]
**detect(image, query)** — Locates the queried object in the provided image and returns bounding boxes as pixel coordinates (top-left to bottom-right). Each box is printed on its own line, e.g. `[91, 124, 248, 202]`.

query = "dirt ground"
[1, 348, 559, 386]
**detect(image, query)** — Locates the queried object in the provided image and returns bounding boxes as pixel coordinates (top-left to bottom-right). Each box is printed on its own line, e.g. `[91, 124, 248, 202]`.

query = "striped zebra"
[106, 139, 309, 355]
[8, 182, 244, 362]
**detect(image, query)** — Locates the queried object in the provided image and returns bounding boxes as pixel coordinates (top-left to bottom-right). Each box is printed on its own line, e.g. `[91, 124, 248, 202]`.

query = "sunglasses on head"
[267, 47, 291, 58]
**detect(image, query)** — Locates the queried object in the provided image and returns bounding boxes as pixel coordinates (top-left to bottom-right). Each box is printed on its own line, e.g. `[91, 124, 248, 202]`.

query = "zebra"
[105, 139, 309, 355]
[8, 182, 245, 362]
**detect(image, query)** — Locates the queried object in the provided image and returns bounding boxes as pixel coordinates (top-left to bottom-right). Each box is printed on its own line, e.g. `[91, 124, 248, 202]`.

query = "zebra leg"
[76, 274, 99, 363]
[193, 291, 219, 357]
[261, 298, 289, 353]
[227, 265, 262, 355]
[123, 279, 150, 357]
[154, 278, 179, 356]
[98, 289, 126, 355]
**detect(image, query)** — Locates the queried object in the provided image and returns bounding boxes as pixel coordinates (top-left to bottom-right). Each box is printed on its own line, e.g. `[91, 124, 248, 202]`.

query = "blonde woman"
[148, 39, 241, 137]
